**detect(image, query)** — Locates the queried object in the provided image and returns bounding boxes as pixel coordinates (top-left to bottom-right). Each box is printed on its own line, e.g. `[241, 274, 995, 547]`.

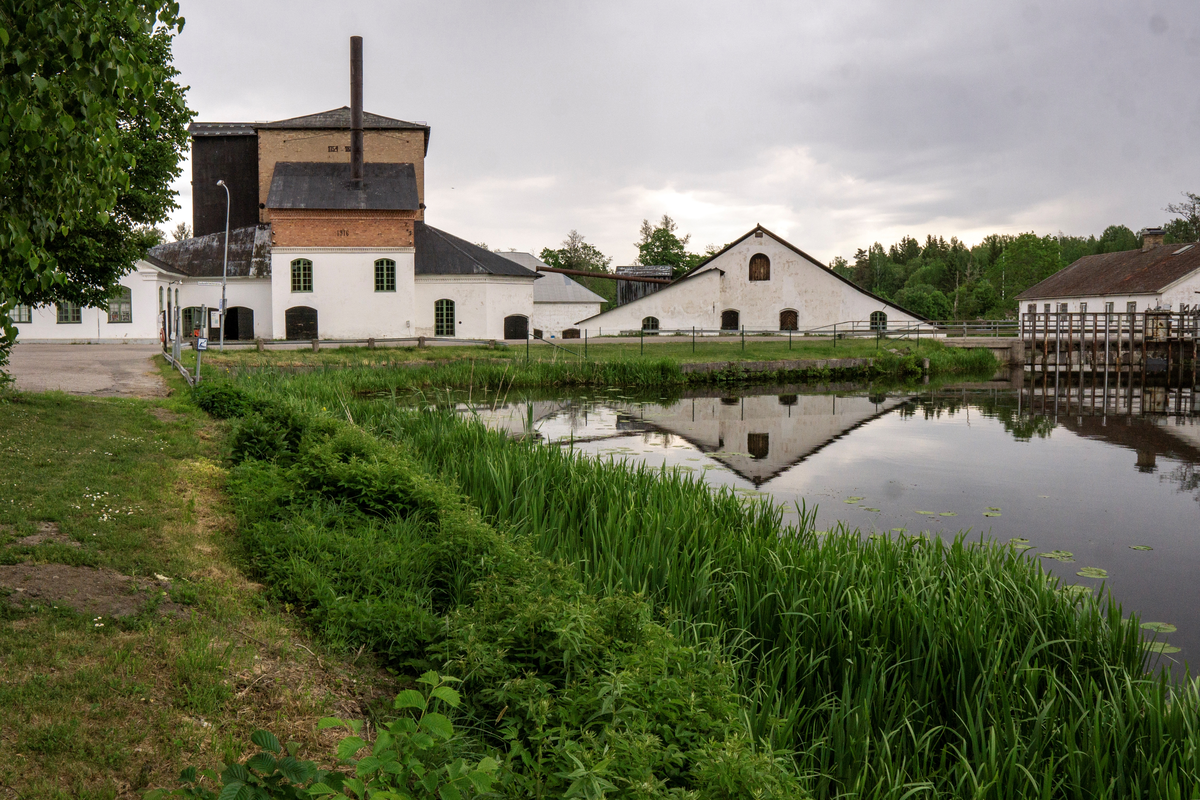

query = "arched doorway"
[224, 307, 254, 341]
[561, 328, 580, 339]
[504, 315, 528, 340]
[285, 306, 318, 340]
[721, 309, 739, 331]
[779, 309, 798, 331]
[870, 311, 887, 332]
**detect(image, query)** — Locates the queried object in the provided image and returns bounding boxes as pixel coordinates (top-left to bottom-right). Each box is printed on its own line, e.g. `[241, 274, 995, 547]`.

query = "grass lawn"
[0, 379, 396, 799]
[190, 335, 922, 371]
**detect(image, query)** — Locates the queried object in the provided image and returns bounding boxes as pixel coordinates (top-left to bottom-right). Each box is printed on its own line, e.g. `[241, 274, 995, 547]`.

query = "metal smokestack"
[350, 36, 364, 189]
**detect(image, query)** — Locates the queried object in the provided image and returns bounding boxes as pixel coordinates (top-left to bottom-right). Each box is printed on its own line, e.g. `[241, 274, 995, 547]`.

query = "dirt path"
[7, 343, 168, 397]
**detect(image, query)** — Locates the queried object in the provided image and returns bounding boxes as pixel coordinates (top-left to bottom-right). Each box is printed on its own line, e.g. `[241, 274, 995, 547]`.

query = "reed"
[227, 372, 1200, 797]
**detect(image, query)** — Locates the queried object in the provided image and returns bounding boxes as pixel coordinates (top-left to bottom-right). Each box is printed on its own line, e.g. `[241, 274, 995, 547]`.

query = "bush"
[192, 382, 252, 418]
[221, 397, 804, 798]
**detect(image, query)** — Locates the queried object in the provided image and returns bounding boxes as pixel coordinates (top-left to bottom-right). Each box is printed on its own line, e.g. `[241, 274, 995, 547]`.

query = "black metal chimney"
[350, 36, 364, 189]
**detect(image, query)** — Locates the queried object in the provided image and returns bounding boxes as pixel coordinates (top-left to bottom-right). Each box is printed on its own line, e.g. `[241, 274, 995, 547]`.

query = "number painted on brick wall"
[327, 145, 339, 152]
[336, 229, 349, 237]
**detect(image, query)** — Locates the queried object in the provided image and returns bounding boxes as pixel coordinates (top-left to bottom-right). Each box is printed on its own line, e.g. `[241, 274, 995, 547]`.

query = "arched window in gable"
[749, 253, 770, 281]
[641, 316, 659, 332]
[870, 311, 887, 331]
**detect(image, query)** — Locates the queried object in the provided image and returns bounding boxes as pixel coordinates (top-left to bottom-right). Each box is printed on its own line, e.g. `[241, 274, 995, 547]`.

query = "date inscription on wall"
[326, 145, 353, 152]
[336, 229, 349, 237]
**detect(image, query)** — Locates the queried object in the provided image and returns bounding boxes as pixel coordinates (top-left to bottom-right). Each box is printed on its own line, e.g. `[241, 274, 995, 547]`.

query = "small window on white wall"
[9, 305, 32, 324]
[374, 259, 396, 292]
[108, 287, 132, 323]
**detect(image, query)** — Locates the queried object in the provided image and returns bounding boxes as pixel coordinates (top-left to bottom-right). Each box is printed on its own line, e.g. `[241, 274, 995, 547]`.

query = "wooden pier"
[1020, 310, 1199, 416]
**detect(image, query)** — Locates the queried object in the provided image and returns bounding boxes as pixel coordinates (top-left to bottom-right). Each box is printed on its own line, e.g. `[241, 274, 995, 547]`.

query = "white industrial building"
[579, 225, 924, 334]
[1016, 228, 1200, 318]
[497, 251, 606, 338]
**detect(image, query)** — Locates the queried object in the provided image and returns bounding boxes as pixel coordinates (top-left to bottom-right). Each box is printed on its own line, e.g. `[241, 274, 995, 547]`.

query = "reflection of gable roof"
[679, 224, 929, 321]
[1016, 245, 1200, 300]
[266, 162, 419, 211]
[146, 225, 272, 278]
[415, 223, 539, 278]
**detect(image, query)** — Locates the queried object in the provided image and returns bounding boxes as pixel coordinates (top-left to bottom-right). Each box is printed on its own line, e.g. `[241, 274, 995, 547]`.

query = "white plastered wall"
[12, 264, 163, 343]
[166, 276, 274, 340]
[1020, 270, 1200, 315]
[413, 275, 535, 340]
[581, 232, 923, 333]
[270, 248, 416, 339]
[531, 301, 601, 338]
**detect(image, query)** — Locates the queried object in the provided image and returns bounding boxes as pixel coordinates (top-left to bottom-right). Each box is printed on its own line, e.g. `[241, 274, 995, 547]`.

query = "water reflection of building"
[612, 393, 909, 485]
[1055, 414, 1200, 476]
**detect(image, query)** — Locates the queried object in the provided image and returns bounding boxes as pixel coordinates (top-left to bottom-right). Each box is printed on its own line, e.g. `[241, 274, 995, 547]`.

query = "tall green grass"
[224, 372, 1200, 797]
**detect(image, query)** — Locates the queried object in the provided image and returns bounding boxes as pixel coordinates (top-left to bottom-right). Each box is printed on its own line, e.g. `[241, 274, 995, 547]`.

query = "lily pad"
[1076, 567, 1108, 579]
[986, 506, 1002, 511]
[1037, 494, 1050, 498]
[844, 499, 859, 504]
[1144, 641, 1182, 654]
[983, 512, 1002, 517]
[939, 512, 957, 517]
[1140, 622, 1177, 634]
[863, 507, 881, 512]
[915, 510, 936, 515]
[1010, 537, 1030, 543]
[1129, 545, 1153, 551]
[847, 496, 864, 501]
[1012, 544, 1034, 551]
[891, 528, 907, 533]
[1060, 584, 1092, 597]
[1039, 550, 1075, 562]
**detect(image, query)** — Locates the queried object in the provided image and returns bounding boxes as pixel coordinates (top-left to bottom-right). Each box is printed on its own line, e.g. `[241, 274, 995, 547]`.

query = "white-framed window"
[291, 259, 313, 293]
[107, 286, 132, 323]
[434, 299, 455, 336]
[57, 302, 82, 324]
[374, 259, 396, 292]
[8, 304, 32, 324]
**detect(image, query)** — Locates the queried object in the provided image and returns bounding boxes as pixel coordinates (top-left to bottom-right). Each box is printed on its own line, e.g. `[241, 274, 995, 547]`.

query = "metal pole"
[692, 325, 695, 354]
[584, 328, 587, 358]
[833, 323, 837, 348]
[526, 333, 529, 363]
[789, 328, 792, 350]
[741, 325, 744, 351]
[640, 326, 643, 355]
[216, 180, 230, 352]
[195, 304, 206, 384]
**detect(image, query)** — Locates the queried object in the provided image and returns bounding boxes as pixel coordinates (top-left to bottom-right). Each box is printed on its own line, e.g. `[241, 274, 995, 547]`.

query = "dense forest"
[829, 192, 1200, 320]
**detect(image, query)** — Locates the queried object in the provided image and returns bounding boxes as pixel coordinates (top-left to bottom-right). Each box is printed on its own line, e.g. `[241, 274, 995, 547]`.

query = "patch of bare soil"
[0, 564, 184, 618]
[148, 407, 184, 423]
[15, 521, 79, 548]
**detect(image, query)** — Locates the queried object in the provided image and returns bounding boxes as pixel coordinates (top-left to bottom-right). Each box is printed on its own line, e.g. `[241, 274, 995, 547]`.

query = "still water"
[452, 380, 1199, 676]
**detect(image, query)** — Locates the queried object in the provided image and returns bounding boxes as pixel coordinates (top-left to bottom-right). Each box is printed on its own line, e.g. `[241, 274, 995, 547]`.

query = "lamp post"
[216, 179, 231, 352]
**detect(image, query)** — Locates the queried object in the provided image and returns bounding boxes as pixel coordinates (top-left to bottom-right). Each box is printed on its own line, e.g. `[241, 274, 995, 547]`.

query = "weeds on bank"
[0, 391, 396, 799]
[208, 374, 1200, 799]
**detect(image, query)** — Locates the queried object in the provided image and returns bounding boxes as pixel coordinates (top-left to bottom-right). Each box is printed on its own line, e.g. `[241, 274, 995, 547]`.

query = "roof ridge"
[425, 224, 490, 274]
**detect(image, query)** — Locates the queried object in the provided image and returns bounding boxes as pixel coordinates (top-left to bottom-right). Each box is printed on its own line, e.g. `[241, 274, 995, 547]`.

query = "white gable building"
[580, 225, 924, 334]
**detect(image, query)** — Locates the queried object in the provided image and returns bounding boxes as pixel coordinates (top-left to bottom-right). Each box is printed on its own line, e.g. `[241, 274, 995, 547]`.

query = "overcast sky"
[167, 1, 1200, 264]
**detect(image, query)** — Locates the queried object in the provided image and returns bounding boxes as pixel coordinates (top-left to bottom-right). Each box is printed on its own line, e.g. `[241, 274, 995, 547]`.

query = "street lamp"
[216, 179, 230, 352]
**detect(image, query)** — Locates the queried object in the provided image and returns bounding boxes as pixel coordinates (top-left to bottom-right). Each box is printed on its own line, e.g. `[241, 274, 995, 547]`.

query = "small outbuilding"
[496, 252, 606, 339]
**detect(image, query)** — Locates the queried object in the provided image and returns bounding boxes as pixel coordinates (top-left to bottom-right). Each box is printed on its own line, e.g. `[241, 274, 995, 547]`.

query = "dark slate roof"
[145, 225, 272, 279]
[257, 107, 428, 131]
[190, 108, 431, 152]
[266, 162, 419, 211]
[1016, 243, 1200, 300]
[188, 122, 257, 137]
[415, 223, 540, 278]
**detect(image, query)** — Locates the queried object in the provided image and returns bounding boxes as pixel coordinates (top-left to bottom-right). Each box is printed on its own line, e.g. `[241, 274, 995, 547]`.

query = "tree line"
[829, 192, 1200, 320]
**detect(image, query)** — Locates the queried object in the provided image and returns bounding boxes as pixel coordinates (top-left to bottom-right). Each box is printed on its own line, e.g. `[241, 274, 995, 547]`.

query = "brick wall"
[270, 209, 416, 248]
[257, 129, 425, 223]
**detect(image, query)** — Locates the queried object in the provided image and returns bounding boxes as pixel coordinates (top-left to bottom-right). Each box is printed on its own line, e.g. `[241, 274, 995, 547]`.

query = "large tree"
[1164, 191, 1200, 242]
[0, 0, 187, 376]
[635, 215, 704, 278]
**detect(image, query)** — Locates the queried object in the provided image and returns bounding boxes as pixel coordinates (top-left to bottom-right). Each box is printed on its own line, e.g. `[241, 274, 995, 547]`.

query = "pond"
[443, 378, 1199, 677]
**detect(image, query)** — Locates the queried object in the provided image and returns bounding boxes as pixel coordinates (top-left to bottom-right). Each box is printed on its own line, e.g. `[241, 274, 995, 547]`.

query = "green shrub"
[192, 381, 252, 418]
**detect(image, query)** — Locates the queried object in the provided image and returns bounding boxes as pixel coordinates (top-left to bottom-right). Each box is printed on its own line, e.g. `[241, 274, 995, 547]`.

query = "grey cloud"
[167, 0, 1200, 263]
